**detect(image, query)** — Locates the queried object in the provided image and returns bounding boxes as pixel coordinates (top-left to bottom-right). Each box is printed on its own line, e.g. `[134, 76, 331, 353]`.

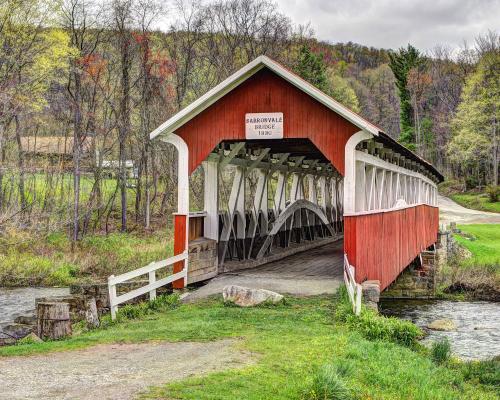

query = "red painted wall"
[175, 68, 360, 174]
[344, 205, 439, 291]
[173, 214, 187, 289]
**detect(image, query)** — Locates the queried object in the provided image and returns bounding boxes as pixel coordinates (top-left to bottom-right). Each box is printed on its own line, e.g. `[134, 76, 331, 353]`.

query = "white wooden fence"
[343, 253, 362, 316]
[108, 252, 188, 320]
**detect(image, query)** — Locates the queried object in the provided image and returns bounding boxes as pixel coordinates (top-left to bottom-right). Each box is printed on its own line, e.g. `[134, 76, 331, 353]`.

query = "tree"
[449, 48, 500, 186]
[325, 71, 360, 112]
[294, 45, 328, 92]
[389, 44, 423, 149]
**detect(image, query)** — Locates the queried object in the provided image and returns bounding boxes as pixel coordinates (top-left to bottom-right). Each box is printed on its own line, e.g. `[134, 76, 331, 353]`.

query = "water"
[0, 287, 69, 330]
[380, 299, 500, 360]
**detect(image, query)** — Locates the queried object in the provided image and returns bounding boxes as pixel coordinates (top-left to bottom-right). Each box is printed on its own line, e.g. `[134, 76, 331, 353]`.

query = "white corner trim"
[150, 55, 381, 140]
[344, 130, 373, 214]
[160, 134, 189, 215]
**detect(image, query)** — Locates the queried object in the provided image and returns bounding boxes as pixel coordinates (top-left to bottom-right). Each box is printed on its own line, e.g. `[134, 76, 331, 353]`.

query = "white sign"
[245, 113, 283, 139]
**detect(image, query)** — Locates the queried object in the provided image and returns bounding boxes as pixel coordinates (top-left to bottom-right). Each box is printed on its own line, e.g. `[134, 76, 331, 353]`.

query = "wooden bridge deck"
[183, 240, 344, 301]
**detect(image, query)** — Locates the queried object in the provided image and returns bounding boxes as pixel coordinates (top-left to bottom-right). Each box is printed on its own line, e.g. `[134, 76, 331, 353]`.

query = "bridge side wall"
[344, 204, 439, 291]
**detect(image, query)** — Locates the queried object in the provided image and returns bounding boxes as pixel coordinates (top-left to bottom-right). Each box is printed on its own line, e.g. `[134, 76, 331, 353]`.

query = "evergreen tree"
[295, 45, 328, 92]
[389, 44, 423, 148]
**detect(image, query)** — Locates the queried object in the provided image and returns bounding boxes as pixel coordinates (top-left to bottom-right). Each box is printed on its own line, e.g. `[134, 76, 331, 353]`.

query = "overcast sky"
[275, 0, 500, 51]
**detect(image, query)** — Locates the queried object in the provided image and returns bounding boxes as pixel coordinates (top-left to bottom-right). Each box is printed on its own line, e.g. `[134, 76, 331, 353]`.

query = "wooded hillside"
[0, 0, 498, 241]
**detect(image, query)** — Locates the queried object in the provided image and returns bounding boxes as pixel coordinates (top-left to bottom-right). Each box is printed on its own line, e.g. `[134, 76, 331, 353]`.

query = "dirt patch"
[0, 339, 253, 400]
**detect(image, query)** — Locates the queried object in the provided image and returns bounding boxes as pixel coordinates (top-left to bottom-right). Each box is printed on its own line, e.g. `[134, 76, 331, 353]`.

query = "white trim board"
[150, 55, 381, 140]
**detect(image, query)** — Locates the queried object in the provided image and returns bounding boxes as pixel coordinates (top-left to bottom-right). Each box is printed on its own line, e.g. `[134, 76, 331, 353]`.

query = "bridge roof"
[151, 55, 443, 181]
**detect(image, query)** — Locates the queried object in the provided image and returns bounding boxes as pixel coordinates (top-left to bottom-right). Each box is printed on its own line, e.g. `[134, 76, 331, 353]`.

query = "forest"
[0, 0, 499, 243]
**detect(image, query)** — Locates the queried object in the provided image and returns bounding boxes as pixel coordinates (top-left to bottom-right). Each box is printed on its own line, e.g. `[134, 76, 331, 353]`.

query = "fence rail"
[108, 251, 188, 320]
[343, 253, 362, 316]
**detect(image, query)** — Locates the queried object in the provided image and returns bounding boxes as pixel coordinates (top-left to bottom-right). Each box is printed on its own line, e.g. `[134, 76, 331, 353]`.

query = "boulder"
[222, 285, 284, 307]
[428, 319, 457, 331]
[14, 315, 37, 326]
[2, 323, 33, 339]
[0, 332, 16, 346]
[21, 332, 43, 343]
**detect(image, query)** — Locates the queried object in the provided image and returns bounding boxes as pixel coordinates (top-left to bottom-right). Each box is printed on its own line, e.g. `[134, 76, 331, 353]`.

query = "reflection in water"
[0, 287, 69, 329]
[380, 299, 500, 360]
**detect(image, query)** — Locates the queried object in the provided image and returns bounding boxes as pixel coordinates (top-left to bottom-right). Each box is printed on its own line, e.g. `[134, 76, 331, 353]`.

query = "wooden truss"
[204, 142, 343, 267]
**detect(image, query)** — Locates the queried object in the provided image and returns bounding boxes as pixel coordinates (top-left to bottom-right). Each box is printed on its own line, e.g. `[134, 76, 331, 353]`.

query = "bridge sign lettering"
[245, 113, 283, 139]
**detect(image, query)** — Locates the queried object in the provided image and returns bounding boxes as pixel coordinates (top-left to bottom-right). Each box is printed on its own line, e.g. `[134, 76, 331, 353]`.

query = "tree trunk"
[14, 116, 27, 215]
[72, 70, 83, 244]
[37, 302, 72, 340]
[119, 34, 131, 232]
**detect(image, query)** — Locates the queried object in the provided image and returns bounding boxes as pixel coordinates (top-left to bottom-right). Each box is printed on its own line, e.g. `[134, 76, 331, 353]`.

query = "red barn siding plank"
[344, 205, 439, 291]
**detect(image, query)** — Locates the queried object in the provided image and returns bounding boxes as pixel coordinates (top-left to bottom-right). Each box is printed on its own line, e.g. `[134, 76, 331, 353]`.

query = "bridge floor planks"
[183, 240, 344, 301]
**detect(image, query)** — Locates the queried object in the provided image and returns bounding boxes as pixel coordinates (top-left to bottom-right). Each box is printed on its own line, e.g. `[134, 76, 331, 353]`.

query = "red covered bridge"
[141, 55, 442, 312]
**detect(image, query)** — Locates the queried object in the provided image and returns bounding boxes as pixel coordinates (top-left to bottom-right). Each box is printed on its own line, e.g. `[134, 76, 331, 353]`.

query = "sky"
[274, 0, 500, 51]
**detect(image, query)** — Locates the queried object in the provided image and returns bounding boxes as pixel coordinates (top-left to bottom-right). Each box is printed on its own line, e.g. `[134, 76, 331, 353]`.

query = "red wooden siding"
[344, 205, 439, 291]
[175, 68, 360, 174]
[173, 214, 187, 289]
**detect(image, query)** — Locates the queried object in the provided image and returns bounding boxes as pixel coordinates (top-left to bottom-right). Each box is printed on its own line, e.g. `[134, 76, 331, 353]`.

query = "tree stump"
[85, 298, 100, 329]
[37, 302, 72, 340]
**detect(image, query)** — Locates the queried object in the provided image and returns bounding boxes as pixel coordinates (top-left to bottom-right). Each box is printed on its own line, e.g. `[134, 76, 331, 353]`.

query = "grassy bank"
[0, 229, 173, 286]
[1, 293, 497, 399]
[451, 193, 500, 213]
[454, 224, 500, 268]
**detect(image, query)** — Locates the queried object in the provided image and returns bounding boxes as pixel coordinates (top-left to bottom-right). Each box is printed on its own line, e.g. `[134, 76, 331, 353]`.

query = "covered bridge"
[149, 55, 443, 299]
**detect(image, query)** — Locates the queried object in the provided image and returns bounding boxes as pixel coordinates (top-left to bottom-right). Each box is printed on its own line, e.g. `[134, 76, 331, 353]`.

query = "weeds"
[304, 363, 353, 400]
[335, 286, 423, 347]
[431, 338, 452, 365]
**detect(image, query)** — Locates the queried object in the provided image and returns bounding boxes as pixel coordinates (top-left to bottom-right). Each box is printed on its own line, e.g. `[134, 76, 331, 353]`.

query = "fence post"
[355, 284, 362, 316]
[108, 276, 118, 320]
[149, 269, 156, 300]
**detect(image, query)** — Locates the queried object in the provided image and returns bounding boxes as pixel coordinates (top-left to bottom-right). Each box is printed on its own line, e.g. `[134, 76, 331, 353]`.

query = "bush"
[335, 286, 423, 347]
[431, 338, 452, 365]
[304, 364, 352, 400]
[486, 185, 499, 202]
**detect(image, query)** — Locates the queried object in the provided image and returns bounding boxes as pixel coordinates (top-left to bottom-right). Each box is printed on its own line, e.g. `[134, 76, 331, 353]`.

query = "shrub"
[431, 338, 452, 365]
[335, 286, 423, 347]
[304, 364, 352, 400]
[486, 185, 499, 202]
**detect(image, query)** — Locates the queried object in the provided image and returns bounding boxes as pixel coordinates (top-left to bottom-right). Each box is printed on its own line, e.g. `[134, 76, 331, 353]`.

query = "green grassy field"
[1, 294, 497, 399]
[451, 194, 500, 213]
[455, 224, 500, 268]
[0, 229, 173, 286]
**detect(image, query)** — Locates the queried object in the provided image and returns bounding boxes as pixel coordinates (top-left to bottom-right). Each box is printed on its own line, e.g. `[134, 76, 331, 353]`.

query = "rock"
[21, 332, 43, 343]
[2, 323, 33, 339]
[362, 280, 380, 303]
[0, 332, 16, 346]
[428, 319, 457, 331]
[14, 315, 37, 326]
[222, 285, 284, 307]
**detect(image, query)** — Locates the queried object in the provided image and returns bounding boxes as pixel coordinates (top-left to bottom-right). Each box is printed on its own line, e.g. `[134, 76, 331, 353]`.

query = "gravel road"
[0, 339, 253, 400]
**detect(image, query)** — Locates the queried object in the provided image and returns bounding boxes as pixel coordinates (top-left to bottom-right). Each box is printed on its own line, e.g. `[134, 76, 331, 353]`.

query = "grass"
[454, 224, 500, 268]
[451, 193, 500, 213]
[0, 228, 173, 286]
[432, 338, 452, 365]
[0, 293, 496, 399]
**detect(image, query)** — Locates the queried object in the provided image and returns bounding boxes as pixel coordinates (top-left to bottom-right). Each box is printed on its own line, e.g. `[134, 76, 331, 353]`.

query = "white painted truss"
[344, 134, 439, 215]
[205, 143, 343, 266]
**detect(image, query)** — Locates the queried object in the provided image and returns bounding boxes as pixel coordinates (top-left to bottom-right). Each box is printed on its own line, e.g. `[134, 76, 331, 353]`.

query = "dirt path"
[0, 339, 253, 400]
[439, 195, 500, 225]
